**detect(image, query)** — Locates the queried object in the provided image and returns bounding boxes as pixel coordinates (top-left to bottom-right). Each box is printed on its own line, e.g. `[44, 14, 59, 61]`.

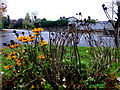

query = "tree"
[0, 0, 7, 30]
[2, 16, 10, 28]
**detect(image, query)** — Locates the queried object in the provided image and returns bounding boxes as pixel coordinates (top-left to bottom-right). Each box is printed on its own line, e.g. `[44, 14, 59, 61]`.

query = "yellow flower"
[40, 40, 48, 46]
[7, 55, 12, 60]
[32, 28, 39, 32]
[28, 38, 34, 42]
[17, 36, 22, 41]
[14, 44, 19, 47]
[28, 35, 35, 39]
[12, 55, 17, 58]
[33, 33, 39, 35]
[10, 45, 15, 48]
[31, 85, 34, 88]
[22, 36, 27, 39]
[32, 28, 44, 32]
[86, 50, 88, 53]
[10, 44, 19, 48]
[8, 52, 16, 56]
[15, 59, 20, 62]
[17, 62, 23, 66]
[20, 36, 29, 42]
[38, 28, 44, 32]
[4, 66, 10, 69]
[39, 55, 45, 59]
[4, 65, 13, 70]
[21, 39, 28, 42]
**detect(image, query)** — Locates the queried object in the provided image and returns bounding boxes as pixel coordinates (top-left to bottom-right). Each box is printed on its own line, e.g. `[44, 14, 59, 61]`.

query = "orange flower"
[11, 55, 17, 58]
[21, 39, 28, 42]
[22, 36, 27, 39]
[7, 57, 11, 60]
[8, 52, 16, 56]
[4, 65, 13, 69]
[14, 44, 19, 47]
[15, 59, 20, 62]
[28, 38, 34, 42]
[17, 36, 22, 41]
[40, 40, 48, 46]
[10, 44, 19, 48]
[33, 33, 39, 35]
[32, 28, 44, 32]
[39, 55, 45, 59]
[32, 28, 39, 32]
[37, 28, 44, 32]
[29, 35, 35, 39]
[17, 62, 23, 66]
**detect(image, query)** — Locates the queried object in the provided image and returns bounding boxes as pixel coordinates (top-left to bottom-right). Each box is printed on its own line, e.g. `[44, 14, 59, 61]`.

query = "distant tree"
[0, 0, 7, 29]
[2, 16, 9, 28]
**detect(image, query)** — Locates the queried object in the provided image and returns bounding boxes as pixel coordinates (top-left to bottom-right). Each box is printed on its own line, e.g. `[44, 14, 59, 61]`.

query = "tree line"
[2, 14, 68, 29]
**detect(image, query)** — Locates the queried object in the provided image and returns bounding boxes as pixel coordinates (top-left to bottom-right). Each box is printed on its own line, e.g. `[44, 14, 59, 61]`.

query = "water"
[1, 29, 119, 47]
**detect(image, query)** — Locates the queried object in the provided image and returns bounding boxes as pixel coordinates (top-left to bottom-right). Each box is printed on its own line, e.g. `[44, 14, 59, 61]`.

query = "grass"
[1, 46, 89, 71]
[1, 27, 120, 89]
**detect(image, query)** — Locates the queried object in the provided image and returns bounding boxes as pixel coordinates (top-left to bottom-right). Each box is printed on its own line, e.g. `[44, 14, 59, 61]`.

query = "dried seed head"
[10, 40, 15, 45]
[22, 32, 24, 35]
[13, 30, 16, 33]
[15, 33, 19, 37]
[3, 43, 7, 46]
[51, 33, 54, 35]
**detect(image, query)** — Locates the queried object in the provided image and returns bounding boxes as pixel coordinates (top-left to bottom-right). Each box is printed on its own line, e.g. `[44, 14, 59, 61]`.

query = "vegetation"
[1, 1, 120, 89]
[1, 26, 120, 89]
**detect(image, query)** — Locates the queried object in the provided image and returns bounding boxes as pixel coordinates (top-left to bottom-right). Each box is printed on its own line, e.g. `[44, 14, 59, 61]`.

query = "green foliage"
[1, 27, 120, 89]
[40, 19, 68, 27]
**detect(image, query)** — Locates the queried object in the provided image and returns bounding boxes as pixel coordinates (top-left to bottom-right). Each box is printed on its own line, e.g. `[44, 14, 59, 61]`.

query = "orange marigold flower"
[39, 55, 45, 59]
[17, 62, 23, 66]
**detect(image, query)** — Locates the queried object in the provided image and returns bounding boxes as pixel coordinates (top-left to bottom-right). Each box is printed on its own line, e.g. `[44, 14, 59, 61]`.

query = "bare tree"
[0, 0, 7, 30]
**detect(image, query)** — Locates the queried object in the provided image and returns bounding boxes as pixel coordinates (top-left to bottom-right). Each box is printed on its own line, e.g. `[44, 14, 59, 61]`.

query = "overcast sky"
[5, 0, 114, 21]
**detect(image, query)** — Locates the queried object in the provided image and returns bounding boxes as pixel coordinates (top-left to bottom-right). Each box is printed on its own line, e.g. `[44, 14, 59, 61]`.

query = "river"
[1, 29, 119, 47]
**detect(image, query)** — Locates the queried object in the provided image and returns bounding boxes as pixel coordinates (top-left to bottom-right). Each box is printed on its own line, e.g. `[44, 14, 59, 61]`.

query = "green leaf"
[44, 83, 51, 89]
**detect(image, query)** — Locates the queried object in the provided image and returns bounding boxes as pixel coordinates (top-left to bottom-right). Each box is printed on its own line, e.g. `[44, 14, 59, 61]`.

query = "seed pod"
[3, 43, 7, 46]
[13, 30, 16, 33]
[15, 33, 19, 37]
[10, 40, 15, 45]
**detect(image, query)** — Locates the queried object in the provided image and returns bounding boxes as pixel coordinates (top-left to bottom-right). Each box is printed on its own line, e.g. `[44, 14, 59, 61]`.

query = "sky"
[5, 0, 115, 21]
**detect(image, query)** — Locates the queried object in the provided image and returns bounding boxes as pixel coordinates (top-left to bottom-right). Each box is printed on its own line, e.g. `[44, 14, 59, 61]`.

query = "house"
[66, 16, 78, 26]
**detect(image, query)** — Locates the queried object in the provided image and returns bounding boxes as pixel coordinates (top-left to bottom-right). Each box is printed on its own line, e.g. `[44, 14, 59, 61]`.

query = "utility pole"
[117, 1, 120, 24]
